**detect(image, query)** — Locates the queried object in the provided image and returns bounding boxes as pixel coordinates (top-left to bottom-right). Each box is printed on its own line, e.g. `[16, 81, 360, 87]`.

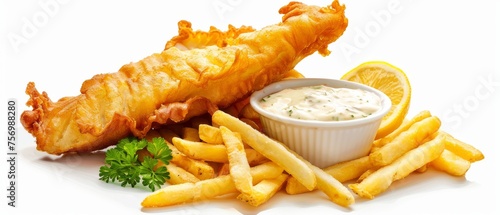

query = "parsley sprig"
[99, 137, 173, 191]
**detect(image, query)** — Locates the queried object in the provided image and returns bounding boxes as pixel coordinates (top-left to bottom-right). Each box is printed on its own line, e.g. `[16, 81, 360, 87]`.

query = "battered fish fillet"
[21, 0, 348, 155]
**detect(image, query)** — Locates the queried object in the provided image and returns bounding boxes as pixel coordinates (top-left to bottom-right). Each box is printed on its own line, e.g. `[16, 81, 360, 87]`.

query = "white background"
[1, 0, 499, 214]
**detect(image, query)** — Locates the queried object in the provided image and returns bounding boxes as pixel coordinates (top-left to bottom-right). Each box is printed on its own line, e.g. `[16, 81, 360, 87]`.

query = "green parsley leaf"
[99, 136, 172, 191]
[148, 137, 173, 165]
[140, 156, 170, 192]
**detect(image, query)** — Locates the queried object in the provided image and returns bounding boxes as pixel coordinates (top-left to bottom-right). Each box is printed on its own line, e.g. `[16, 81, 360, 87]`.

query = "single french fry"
[182, 127, 200, 142]
[212, 110, 316, 191]
[198, 124, 223, 144]
[349, 134, 446, 199]
[373, 110, 432, 149]
[220, 126, 253, 195]
[440, 131, 484, 162]
[286, 156, 372, 195]
[141, 161, 283, 207]
[172, 137, 228, 163]
[250, 161, 284, 185]
[237, 173, 289, 207]
[369, 116, 441, 167]
[430, 149, 471, 176]
[171, 136, 260, 164]
[165, 162, 200, 184]
[406, 132, 436, 177]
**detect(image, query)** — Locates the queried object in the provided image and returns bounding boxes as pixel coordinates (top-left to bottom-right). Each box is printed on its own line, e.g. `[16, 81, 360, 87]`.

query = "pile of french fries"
[140, 101, 484, 208]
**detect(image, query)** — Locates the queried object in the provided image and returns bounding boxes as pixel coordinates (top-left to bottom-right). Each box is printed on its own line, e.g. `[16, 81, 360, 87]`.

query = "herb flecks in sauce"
[258, 85, 382, 121]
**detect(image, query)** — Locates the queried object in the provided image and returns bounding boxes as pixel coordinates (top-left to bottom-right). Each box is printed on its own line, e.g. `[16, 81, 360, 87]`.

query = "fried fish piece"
[21, 0, 348, 155]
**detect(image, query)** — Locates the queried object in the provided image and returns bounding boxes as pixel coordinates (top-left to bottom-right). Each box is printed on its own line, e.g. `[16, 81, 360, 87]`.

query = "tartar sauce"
[258, 85, 382, 121]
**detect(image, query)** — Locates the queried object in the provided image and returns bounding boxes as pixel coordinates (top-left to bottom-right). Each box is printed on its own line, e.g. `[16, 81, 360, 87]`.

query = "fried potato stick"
[372, 110, 432, 149]
[369, 116, 441, 167]
[237, 173, 289, 207]
[141, 162, 283, 207]
[172, 137, 228, 163]
[168, 141, 216, 179]
[212, 110, 317, 191]
[286, 156, 372, 195]
[430, 149, 471, 176]
[220, 126, 253, 195]
[440, 131, 484, 162]
[198, 124, 223, 144]
[165, 162, 200, 184]
[349, 134, 445, 199]
[172, 136, 264, 164]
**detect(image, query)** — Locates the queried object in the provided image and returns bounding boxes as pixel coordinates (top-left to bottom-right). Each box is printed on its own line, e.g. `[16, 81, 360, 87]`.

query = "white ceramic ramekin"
[250, 78, 391, 168]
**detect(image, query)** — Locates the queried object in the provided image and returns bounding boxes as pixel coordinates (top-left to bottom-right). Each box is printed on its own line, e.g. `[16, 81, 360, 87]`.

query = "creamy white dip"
[258, 85, 382, 121]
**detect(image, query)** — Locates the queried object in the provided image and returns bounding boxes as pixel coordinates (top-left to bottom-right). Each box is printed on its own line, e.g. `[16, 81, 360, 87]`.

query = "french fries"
[141, 162, 283, 207]
[237, 173, 289, 207]
[369, 116, 441, 167]
[440, 131, 484, 162]
[372, 110, 432, 150]
[284, 145, 355, 207]
[157, 131, 215, 180]
[220, 126, 253, 195]
[348, 111, 484, 199]
[429, 149, 471, 176]
[426, 132, 483, 176]
[350, 134, 446, 199]
[221, 125, 289, 207]
[212, 110, 317, 191]
[165, 162, 200, 184]
[286, 156, 373, 195]
[172, 137, 228, 163]
[198, 124, 223, 144]
[138, 106, 484, 209]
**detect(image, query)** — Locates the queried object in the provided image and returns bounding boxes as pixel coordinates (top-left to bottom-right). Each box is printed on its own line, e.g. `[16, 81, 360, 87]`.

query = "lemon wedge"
[341, 61, 411, 139]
